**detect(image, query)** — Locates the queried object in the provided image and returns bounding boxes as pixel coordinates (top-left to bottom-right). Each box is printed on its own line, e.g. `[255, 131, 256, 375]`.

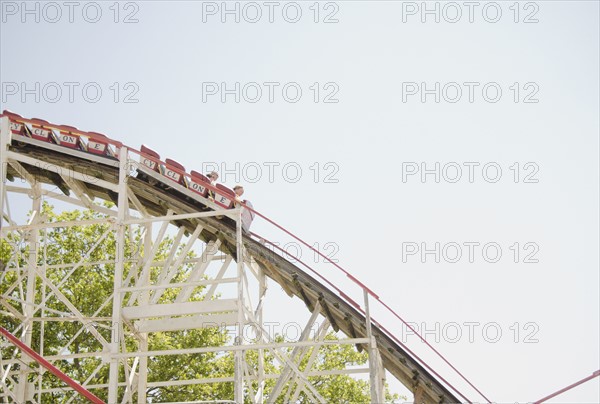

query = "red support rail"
[534, 370, 600, 403]
[254, 233, 474, 403]
[0, 327, 106, 404]
[245, 205, 489, 403]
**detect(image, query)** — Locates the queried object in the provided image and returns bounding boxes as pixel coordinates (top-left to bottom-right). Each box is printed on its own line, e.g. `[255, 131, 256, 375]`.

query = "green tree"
[1, 203, 401, 403]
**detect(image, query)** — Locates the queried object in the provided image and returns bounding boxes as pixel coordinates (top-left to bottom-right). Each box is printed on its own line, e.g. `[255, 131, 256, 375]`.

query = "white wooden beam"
[268, 301, 322, 403]
[5, 150, 118, 192]
[122, 299, 238, 320]
[108, 146, 129, 404]
[135, 312, 239, 333]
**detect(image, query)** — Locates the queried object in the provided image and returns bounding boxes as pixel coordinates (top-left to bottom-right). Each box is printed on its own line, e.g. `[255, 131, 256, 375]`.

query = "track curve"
[0, 112, 483, 403]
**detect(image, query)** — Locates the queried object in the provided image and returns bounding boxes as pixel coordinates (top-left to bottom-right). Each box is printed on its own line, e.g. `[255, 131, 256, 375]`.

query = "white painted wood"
[122, 299, 238, 319]
[5, 150, 118, 192]
[136, 312, 240, 333]
[108, 146, 129, 404]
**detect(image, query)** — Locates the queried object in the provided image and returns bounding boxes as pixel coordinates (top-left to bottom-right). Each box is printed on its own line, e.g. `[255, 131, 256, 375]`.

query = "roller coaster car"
[162, 158, 189, 188]
[139, 144, 160, 171]
[189, 171, 210, 198]
[54, 125, 88, 152]
[87, 132, 121, 159]
[214, 184, 235, 209]
[26, 118, 59, 144]
[137, 144, 162, 184]
[1, 110, 26, 136]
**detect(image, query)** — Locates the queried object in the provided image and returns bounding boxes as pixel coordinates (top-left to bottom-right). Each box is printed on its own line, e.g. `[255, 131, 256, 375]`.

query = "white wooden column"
[364, 289, 384, 403]
[108, 147, 129, 403]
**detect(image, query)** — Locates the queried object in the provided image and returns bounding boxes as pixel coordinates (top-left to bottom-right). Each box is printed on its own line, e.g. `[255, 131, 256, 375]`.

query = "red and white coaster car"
[189, 170, 210, 198]
[1, 110, 26, 136]
[54, 125, 87, 151]
[162, 158, 188, 187]
[139, 144, 161, 172]
[214, 184, 235, 209]
[26, 118, 57, 143]
[10, 120, 25, 136]
[87, 132, 120, 158]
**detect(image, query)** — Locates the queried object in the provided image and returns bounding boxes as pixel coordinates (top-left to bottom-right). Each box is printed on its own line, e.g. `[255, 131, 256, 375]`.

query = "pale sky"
[1, 1, 599, 402]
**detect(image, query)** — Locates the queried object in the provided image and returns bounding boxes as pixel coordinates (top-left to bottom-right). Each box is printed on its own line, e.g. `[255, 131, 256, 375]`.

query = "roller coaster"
[1, 111, 591, 403]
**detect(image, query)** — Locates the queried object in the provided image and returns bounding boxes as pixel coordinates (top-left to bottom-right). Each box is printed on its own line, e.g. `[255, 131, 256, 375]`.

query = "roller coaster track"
[0, 112, 488, 403]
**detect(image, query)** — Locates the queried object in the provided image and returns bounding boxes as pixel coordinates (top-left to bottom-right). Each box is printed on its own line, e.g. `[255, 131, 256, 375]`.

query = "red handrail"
[0, 327, 105, 403]
[256, 235, 473, 403]
[534, 370, 600, 403]
[244, 203, 490, 403]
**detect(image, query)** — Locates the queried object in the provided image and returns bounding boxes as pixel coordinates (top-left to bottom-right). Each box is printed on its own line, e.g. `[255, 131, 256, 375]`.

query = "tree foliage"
[0, 203, 401, 403]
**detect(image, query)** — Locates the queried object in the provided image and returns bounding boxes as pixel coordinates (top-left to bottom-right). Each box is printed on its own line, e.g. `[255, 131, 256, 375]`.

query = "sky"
[1, 0, 599, 402]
